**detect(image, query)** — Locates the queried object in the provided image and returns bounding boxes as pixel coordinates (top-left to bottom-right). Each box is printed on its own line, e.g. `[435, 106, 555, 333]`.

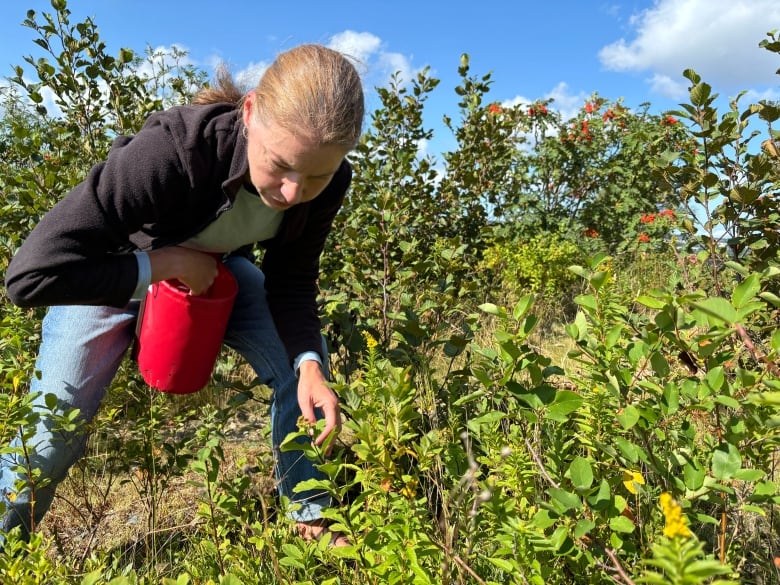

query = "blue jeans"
[0, 255, 331, 540]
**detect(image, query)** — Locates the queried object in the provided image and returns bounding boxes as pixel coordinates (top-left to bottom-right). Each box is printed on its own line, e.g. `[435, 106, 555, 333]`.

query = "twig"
[448, 552, 489, 585]
[524, 437, 560, 489]
[735, 323, 780, 377]
[605, 548, 638, 585]
[719, 492, 727, 564]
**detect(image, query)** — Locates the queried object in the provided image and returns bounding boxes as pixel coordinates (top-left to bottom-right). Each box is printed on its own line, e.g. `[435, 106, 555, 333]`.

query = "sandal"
[296, 518, 351, 548]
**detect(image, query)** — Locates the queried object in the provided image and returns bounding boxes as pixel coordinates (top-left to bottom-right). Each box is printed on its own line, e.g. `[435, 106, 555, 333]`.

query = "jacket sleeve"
[261, 160, 351, 363]
[4, 121, 191, 308]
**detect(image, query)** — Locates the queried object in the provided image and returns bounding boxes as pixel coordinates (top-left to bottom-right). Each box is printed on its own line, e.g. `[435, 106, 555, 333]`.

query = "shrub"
[482, 234, 583, 304]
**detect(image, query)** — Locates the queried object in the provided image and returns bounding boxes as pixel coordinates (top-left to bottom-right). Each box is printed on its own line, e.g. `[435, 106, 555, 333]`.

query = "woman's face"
[243, 95, 348, 211]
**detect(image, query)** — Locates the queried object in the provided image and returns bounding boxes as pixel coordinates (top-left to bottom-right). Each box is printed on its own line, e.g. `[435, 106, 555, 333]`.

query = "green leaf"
[513, 295, 534, 320]
[575, 294, 598, 311]
[590, 271, 609, 290]
[636, 295, 667, 309]
[487, 557, 516, 572]
[683, 462, 706, 490]
[479, 302, 504, 317]
[119, 47, 134, 64]
[550, 525, 574, 554]
[545, 390, 584, 422]
[711, 442, 742, 480]
[689, 82, 712, 106]
[760, 291, 780, 308]
[532, 508, 557, 529]
[574, 518, 596, 539]
[740, 504, 766, 516]
[278, 542, 306, 568]
[650, 352, 669, 377]
[733, 468, 765, 482]
[753, 481, 777, 496]
[587, 479, 611, 510]
[749, 391, 780, 406]
[80, 571, 103, 585]
[467, 411, 505, 434]
[736, 301, 766, 321]
[443, 335, 467, 357]
[662, 383, 679, 414]
[616, 405, 640, 430]
[614, 437, 640, 462]
[569, 456, 594, 490]
[565, 322, 580, 340]
[45, 392, 58, 410]
[683, 68, 701, 84]
[692, 297, 737, 325]
[605, 325, 623, 349]
[714, 394, 740, 409]
[609, 515, 635, 533]
[704, 366, 725, 393]
[548, 487, 582, 511]
[724, 260, 750, 277]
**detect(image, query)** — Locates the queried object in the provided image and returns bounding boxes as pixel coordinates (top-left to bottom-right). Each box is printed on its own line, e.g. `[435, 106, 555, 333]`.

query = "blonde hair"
[192, 65, 245, 105]
[194, 44, 364, 150]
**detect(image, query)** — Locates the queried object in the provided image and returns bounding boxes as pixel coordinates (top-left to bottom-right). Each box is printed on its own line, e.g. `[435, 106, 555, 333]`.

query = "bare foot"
[296, 519, 350, 547]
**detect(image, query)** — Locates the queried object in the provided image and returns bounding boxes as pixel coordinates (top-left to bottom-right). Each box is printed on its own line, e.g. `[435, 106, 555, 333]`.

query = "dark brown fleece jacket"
[5, 102, 351, 363]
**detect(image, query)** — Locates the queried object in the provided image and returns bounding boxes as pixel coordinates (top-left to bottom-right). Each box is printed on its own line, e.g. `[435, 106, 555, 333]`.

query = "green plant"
[0, 530, 69, 584]
[653, 32, 780, 293]
[2, 2, 780, 582]
[481, 233, 583, 306]
[638, 493, 737, 585]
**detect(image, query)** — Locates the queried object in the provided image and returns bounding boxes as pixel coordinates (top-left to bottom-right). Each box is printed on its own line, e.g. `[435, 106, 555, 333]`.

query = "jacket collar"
[222, 119, 250, 201]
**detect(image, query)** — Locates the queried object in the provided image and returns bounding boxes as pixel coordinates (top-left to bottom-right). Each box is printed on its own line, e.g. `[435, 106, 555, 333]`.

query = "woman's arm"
[261, 160, 351, 362]
[5, 121, 192, 308]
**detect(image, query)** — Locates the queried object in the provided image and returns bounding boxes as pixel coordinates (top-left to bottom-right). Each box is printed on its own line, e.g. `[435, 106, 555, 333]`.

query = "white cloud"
[136, 44, 194, 80]
[136, 44, 207, 99]
[0, 76, 63, 118]
[328, 30, 419, 87]
[545, 82, 589, 121]
[328, 31, 382, 68]
[744, 87, 780, 103]
[504, 82, 588, 121]
[648, 74, 688, 100]
[599, 0, 780, 99]
[235, 61, 270, 90]
[416, 137, 429, 158]
[204, 31, 420, 97]
[39, 84, 62, 117]
[378, 51, 416, 85]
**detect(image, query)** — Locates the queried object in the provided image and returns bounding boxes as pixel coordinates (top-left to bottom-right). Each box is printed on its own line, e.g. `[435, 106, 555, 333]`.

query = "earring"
[242, 125, 248, 139]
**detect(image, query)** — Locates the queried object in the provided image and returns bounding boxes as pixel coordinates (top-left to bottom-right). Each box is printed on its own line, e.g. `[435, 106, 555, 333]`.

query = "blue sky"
[1, 0, 779, 155]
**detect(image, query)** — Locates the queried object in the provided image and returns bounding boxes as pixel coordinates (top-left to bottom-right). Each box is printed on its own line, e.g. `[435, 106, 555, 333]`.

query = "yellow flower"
[623, 470, 645, 495]
[660, 492, 692, 539]
[400, 477, 418, 500]
[362, 331, 378, 350]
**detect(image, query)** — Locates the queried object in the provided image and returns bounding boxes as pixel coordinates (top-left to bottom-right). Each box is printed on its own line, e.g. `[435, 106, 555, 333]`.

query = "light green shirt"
[131, 185, 321, 371]
[183, 185, 283, 253]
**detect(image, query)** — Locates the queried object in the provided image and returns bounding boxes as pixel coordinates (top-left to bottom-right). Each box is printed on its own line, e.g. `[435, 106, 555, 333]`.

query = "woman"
[2, 44, 364, 546]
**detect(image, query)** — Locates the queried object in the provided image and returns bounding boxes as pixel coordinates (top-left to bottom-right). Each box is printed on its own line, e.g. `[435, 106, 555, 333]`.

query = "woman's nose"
[280, 174, 304, 205]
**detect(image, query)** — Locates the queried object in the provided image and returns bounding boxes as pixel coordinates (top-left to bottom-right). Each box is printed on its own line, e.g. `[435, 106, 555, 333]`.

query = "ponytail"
[191, 64, 246, 106]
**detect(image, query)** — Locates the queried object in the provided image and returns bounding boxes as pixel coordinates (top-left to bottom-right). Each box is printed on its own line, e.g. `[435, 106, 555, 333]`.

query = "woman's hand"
[297, 360, 341, 455]
[148, 247, 219, 295]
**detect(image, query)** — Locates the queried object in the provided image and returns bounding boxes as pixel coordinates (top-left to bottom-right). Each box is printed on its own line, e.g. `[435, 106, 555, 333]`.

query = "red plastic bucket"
[135, 262, 238, 394]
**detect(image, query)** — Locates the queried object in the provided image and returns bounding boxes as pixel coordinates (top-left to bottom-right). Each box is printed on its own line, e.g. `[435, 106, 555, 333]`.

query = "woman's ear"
[242, 91, 255, 127]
